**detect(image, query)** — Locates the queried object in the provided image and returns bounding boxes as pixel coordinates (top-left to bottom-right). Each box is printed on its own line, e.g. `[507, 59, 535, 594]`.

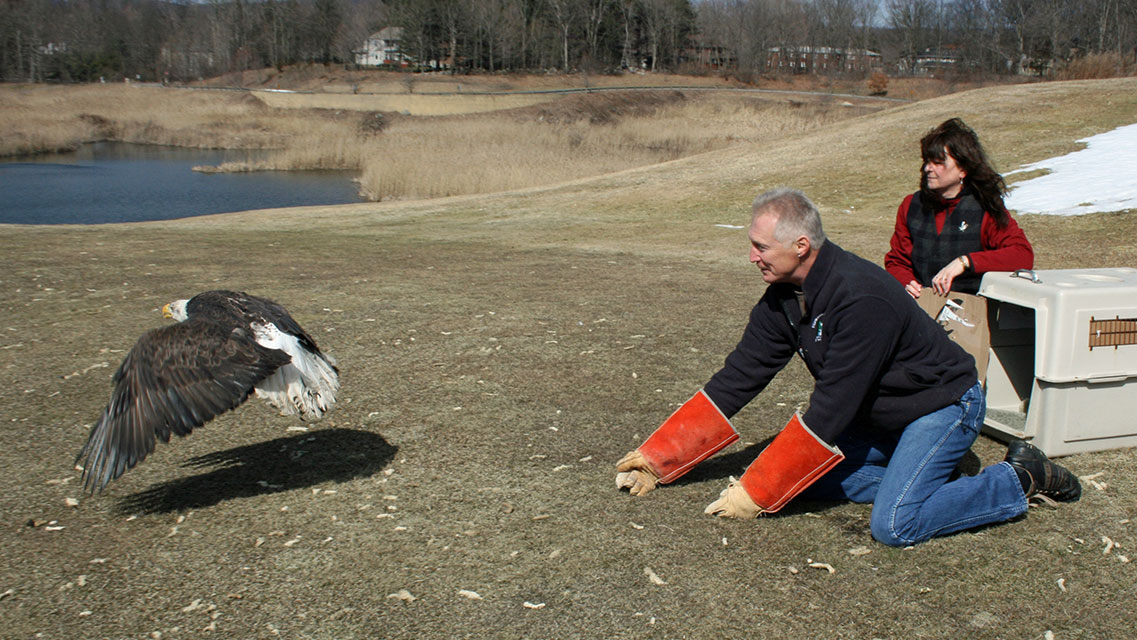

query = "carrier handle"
[1010, 269, 1041, 284]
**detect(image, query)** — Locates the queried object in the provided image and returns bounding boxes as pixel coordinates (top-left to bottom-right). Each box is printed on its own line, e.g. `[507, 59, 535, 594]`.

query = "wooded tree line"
[1, 0, 388, 82]
[699, 0, 1136, 77]
[385, 0, 694, 73]
[874, 0, 1137, 75]
[1, 0, 1133, 83]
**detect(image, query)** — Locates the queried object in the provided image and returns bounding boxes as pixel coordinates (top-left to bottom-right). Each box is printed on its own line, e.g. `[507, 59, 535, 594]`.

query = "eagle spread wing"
[75, 316, 291, 493]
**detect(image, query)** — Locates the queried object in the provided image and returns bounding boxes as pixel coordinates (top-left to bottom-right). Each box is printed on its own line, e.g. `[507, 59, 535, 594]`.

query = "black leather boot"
[1005, 440, 1081, 502]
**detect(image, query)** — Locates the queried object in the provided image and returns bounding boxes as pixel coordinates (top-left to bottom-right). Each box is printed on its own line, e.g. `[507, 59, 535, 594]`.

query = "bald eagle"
[75, 290, 340, 493]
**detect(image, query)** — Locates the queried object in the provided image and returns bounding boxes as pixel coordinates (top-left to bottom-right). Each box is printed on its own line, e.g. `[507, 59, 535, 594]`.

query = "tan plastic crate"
[978, 268, 1137, 456]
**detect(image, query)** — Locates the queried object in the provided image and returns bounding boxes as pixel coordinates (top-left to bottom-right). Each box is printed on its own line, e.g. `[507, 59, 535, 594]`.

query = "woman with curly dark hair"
[885, 118, 1033, 297]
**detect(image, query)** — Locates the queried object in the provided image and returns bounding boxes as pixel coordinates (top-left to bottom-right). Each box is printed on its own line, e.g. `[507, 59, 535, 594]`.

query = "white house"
[355, 27, 409, 67]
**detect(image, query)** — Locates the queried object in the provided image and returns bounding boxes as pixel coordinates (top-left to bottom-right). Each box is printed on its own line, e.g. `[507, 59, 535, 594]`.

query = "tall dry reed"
[1055, 52, 1137, 80]
[355, 118, 676, 201]
[0, 84, 347, 155]
[2, 83, 879, 202]
[353, 93, 873, 201]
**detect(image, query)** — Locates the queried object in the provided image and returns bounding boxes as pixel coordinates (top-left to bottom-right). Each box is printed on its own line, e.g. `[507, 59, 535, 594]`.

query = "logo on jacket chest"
[798, 313, 825, 359]
[811, 314, 825, 343]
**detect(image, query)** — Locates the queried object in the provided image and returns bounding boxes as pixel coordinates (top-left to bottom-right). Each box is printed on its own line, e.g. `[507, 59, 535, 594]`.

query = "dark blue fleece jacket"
[703, 240, 977, 445]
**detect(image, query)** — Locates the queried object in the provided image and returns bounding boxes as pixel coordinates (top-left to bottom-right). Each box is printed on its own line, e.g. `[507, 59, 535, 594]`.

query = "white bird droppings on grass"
[1103, 537, 1116, 555]
[387, 589, 416, 602]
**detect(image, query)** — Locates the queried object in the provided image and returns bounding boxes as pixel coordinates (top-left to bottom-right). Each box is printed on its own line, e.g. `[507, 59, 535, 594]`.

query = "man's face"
[748, 212, 801, 285]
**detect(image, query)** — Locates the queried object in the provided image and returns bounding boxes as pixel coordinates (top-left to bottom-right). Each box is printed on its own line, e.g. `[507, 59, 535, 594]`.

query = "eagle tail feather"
[251, 323, 339, 422]
[254, 350, 339, 421]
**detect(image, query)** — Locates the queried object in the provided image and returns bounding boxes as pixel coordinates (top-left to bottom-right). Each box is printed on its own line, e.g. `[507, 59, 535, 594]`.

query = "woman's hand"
[931, 256, 968, 296]
[905, 280, 923, 298]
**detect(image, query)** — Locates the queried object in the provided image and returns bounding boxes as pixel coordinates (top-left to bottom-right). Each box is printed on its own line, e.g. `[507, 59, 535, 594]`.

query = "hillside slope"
[155, 76, 1137, 269]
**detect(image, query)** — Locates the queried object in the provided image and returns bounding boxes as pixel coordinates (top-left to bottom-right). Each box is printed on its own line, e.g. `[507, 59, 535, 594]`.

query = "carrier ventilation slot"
[1089, 316, 1137, 349]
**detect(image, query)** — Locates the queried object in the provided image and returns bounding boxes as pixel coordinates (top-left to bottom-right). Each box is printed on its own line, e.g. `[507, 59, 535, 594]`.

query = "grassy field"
[1, 75, 1136, 639]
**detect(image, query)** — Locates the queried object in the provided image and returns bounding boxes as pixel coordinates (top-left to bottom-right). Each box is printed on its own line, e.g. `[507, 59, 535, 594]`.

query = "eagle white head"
[162, 299, 190, 322]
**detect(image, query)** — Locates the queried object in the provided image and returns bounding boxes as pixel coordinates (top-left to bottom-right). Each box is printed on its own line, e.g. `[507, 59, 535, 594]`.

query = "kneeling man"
[616, 187, 1080, 546]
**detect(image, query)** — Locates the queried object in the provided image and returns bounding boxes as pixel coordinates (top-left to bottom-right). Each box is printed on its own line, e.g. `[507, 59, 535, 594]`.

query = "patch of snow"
[1005, 122, 1137, 216]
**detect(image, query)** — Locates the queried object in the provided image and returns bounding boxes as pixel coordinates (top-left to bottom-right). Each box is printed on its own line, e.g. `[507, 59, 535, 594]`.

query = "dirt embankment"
[198, 62, 1009, 101]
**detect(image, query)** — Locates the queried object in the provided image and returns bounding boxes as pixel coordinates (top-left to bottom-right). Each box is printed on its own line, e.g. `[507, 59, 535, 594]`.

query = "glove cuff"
[738, 413, 844, 513]
[638, 390, 739, 484]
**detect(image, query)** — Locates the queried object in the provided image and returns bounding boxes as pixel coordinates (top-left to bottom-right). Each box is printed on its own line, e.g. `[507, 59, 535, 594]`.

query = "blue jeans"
[800, 383, 1028, 547]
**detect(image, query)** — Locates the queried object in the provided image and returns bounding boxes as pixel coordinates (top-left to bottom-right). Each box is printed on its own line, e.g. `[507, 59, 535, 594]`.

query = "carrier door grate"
[1089, 316, 1137, 349]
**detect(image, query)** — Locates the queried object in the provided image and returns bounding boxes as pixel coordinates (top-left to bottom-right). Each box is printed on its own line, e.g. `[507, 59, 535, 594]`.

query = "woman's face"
[923, 148, 967, 198]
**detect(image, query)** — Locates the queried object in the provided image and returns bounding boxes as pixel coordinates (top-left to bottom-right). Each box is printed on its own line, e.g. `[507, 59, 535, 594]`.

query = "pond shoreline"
[0, 141, 362, 225]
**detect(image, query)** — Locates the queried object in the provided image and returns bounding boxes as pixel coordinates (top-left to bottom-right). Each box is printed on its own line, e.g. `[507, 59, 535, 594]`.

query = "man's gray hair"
[751, 187, 827, 249]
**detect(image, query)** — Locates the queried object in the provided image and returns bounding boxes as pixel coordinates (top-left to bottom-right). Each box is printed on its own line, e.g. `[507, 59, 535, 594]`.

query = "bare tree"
[308, 0, 343, 63]
[491, 0, 534, 69]
[942, 0, 999, 72]
[340, 0, 389, 67]
[468, 0, 503, 70]
[546, 0, 580, 71]
[389, 0, 439, 68]
[814, 0, 858, 50]
[616, 0, 642, 70]
[1, 0, 53, 81]
[582, 0, 612, 68]
[641, 0, 691, 71]
[697, 0, 774, 74]
[886, 0, 936, 72]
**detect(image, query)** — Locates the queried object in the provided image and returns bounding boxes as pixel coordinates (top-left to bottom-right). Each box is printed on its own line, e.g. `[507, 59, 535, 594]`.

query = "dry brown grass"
[0, 84, 350, 155]
[1055, 52, 1137, 80]
[2, 76, 1137, 640]
[1, 81, 887, 202]
[35, 75, 1123, 272]
[200, 76, 1137, 271]
[255, 90, 557, 115]
[351, 92, 875, 201]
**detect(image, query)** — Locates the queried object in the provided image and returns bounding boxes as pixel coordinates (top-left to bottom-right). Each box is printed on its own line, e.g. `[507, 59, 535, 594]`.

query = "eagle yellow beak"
[162, 303, 174, 319]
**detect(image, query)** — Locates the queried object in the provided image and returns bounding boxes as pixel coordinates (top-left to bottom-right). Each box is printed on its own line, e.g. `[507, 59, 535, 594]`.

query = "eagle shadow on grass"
[116, 428, 397, 515]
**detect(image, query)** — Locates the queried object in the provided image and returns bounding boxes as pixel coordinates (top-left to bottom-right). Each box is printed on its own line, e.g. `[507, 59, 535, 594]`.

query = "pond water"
[0, 142, 364, 225]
